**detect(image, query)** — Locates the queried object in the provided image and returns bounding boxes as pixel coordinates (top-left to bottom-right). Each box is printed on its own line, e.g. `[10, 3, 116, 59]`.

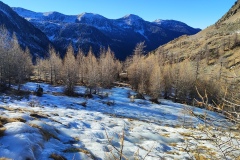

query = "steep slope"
[0, 2, 51, 58]
[13, 7, 200, 60]
[153, 0, 240, 75]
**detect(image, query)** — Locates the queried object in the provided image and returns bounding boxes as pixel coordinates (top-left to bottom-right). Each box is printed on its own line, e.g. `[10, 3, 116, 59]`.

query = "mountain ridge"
[13, 7, 201, 60]
[152, 0, 240, 77]
[0, 2, 51, 58]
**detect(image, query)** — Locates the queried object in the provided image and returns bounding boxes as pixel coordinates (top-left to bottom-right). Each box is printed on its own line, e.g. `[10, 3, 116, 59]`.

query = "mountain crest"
[153, 19, 162, 23]
[43, 11, 63, 17]
[12, 6, 200, 60]
[77, 12, 106, 21]
[123, 14, 142, 20]
[216, 0, 240, 25]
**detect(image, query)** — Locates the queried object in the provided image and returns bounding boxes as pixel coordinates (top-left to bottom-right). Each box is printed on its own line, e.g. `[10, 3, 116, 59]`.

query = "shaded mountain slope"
[13, 7, 200, 60]
[0, 2, 51, 58]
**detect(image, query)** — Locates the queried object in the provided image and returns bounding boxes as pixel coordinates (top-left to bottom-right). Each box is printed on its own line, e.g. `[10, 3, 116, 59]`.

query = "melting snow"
[0, 82, 237, 160]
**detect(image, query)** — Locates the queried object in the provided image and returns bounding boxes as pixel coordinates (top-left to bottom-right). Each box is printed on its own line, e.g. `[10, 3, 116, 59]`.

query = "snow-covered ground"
[0, 82, 239, 160]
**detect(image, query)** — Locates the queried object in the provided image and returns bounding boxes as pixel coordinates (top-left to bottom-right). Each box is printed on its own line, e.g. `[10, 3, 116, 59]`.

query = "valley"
[0, 0, 239, 160]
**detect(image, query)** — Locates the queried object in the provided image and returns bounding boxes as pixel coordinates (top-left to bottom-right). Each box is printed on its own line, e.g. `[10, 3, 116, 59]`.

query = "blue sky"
[1, 0, 236, 29]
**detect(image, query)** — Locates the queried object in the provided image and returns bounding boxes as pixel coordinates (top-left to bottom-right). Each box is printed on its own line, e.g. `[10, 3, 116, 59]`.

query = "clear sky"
[1, 0, 237, 29]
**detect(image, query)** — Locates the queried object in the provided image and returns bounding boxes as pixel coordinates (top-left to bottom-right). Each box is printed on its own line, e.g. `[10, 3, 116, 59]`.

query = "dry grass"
[194, 154, 208, 160]
[160, 133, 170, 138]
[0, 158, 11, 160]
[179, 132, 193, 137]
[0, 127, 6, 137]
[166, 151, 180, 155]
[30, 124, 59, 141]
[64, 148, 89, 153]
[49, 153, 66, 160]
[63, 148, 96, 159]
[127, 118, 135, 122]
[168, 143, 178, 147]
[0, 116, 26, 126]
[151, 1, 240, 82]
[30, 113, 49, 119]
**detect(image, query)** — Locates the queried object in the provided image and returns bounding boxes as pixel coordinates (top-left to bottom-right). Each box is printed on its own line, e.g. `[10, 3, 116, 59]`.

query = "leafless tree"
[76, 49, 86, 84]
[85, 48, 100, 94]
[48, 46, 62, 84]
[149, 64, 162, 100]
[127, 42, 146, 91]
[99, 47, 119, 88]
[62, 45, 78, 95]
[14, 47, 33, 91]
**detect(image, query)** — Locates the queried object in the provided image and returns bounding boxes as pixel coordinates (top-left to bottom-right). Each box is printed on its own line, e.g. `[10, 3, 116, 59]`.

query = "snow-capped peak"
[43, 11, 56, 16]
[153, 19, 164, 24]
[77, 12, 106, 21]
[12, 7, 44, 20]
[123, 14, 143, 21]
[119, 14, 144, 26]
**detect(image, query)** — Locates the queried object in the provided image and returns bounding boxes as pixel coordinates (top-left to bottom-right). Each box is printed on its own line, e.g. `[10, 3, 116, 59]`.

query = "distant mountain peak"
[153, 19, 163, 24]
[120, 14, 144, 26]
[43, 11, 62, 16]
[78, 12, 105, 19]
[154, 19, 162, 22]
[79, 12, 97, 16]
[12, 6, 201, 60]
[123, 14, 143, 20]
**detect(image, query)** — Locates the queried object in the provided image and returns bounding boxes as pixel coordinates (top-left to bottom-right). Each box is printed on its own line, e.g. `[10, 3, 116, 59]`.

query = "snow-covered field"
[0, 82, 239, 160]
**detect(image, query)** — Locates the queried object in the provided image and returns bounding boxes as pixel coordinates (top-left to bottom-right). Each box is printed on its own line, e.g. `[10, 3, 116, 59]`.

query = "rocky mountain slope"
[13, 7, 201, 60]
[153, 0, 240, 76]
[0, 2, 50, 58]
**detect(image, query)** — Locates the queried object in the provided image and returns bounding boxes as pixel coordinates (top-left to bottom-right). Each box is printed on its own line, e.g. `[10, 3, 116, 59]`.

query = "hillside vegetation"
[140, 1, 240, 115]
[0, 1, 239, 160]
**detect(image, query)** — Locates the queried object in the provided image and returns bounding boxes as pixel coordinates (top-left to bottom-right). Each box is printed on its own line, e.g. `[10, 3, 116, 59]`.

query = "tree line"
[0, 27, 32, 91]
[36, 46, 121, 95]
[0, 27, 239, 115]
[0, 27, 122, 95]
[126, 41, 240, 115]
